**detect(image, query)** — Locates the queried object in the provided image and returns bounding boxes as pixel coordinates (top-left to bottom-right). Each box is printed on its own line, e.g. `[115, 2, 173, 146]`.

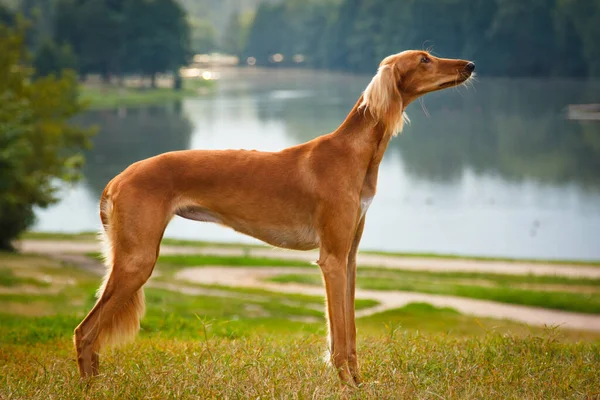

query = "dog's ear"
[361, 65, 398, 118]
[360, 64, 406, 135]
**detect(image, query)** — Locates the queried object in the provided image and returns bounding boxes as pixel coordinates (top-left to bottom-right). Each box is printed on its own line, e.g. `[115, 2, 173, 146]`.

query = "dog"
[74, 50, 474, 386]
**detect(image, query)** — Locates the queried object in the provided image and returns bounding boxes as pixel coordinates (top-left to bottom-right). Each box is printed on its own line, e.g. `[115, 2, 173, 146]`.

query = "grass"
[1, 251, 600, 398]
[268, 266, 600, 288]
[20, 231, 100, 241]
[362, 250, 600, 267]
[0, 268, 49, 288]
[157, 254, 311, 268]
[270, 269, 600, 315]
[1, 331, 599, 399]
[79, 78, 215, 109]
[136, 251, 600, 315]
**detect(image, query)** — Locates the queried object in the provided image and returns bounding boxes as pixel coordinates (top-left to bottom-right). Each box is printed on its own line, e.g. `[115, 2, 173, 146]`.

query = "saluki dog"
[74, 50, 474, 386]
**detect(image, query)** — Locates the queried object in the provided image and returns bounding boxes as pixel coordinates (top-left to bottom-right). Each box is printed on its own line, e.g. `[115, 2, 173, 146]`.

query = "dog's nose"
[465, 62, 475, 72]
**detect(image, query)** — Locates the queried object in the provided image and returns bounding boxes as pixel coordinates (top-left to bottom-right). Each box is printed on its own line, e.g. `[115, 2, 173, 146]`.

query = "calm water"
[34, 68, 600, 260]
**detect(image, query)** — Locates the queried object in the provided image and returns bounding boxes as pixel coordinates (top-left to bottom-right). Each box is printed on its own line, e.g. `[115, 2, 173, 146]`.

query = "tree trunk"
[173, 72, 182, 91]
[150, 73, 157, 89]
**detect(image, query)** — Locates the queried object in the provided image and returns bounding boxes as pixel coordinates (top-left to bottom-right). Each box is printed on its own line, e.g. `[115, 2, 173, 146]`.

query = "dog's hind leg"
[74, 193, 168, 377]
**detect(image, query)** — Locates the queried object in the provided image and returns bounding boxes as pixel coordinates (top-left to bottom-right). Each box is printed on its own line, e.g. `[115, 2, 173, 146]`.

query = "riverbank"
[79, 77, 215, 109]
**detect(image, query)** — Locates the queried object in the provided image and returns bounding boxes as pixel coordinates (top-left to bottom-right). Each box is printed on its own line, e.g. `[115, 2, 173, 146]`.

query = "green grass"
[362, 249, 600, 267]
[161, 237, 264, 249]
[85, 251, 600, 314]
[79, 78, 215, 109]
[0, 268, 49, 288]
[1, 332, 599, 399]
[271, 266, 600, 287]
[2, 251, 600, 398]
[270, 269, 600, 314]
[20, 231, 100, 241]
[157, 254, 311, 268]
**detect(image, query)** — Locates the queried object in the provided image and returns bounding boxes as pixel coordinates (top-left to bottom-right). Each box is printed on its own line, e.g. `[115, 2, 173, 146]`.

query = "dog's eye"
[421, 56, 430, 64]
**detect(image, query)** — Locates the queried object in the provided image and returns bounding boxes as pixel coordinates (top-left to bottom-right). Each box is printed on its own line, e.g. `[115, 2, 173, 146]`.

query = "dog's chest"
[236, 223, 320, 251]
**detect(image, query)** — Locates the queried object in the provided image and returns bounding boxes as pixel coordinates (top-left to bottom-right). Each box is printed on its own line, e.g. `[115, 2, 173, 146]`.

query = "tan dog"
[74, 50, 474, 386]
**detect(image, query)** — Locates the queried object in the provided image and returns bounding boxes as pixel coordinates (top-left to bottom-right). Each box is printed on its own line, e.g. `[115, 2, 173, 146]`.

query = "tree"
[0, 19, 93, 249]
[188, 16, 217, 54]
[55, 0, 125, 81]
[0, 3, 14, 25]
[241, 0, 600, 78]
[557, 0, 600, 76]
[32, 37, 77, 77]
[243, 3, 287, 66]
[222, 11, 243, 57]
[121, 0, 190, 87]
[324, 0, 361, 69]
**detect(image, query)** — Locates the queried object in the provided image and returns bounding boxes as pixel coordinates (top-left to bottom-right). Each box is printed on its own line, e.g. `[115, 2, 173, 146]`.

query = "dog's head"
[360, 51, 474, 135]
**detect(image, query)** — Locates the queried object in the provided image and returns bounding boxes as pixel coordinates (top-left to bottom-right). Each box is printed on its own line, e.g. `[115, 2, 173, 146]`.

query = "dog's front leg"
[318, 249, 353, 386]
[317, 211, 357, 387]
[346, 216, 366, 385]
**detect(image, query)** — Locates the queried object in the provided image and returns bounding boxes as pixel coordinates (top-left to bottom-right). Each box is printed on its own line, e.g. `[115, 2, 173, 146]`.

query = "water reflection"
[34, 68, 600, 260]
[393, 79, 600, 188]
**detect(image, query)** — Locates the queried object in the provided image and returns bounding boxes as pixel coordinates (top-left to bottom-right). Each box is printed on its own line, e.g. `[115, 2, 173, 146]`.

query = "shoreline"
[79, 76, 215, 109]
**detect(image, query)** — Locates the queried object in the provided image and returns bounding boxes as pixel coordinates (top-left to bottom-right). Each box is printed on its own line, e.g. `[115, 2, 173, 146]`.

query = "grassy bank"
[1, 250, 599, 398]
[79, 78, 215, 109]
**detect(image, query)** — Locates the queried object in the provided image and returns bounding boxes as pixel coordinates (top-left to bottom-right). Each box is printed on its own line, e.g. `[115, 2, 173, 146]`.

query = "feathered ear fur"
[359, 64, 409, 136]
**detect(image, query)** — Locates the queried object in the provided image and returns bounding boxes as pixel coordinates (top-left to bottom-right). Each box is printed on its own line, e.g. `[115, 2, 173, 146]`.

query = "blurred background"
[2, 3, 600, 395]
[2, 0, 600, 259]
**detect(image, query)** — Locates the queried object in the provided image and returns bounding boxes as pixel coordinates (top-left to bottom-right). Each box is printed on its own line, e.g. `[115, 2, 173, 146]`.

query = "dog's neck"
[332, 96, 403, 198]
[335, 96, 401, 158]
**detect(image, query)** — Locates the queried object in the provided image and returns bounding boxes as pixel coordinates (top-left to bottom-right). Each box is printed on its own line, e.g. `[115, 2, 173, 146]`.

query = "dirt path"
[18, 239, 600, 278]
[18, 239, 600, 332]
[176, 266, 600, 332]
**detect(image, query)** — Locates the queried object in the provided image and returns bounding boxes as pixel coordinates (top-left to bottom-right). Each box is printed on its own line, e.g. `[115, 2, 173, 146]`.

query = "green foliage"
[0, 19, 92, 249]
[175, 0, 262, 51]
[54, 0, 190, 85]
[221, 11, 250, 58]
[244, 0, 600, 77]
[0, 3, 14, 24]
[188, 15, 217, 54]
[32, 37, 77, 77]
[557, 0, 600, 76]
[121, 0, 190, 85]
[244, 0, 339, 67]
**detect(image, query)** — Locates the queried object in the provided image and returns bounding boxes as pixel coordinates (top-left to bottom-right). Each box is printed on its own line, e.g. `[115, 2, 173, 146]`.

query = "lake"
[34, 68, 600, 260]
